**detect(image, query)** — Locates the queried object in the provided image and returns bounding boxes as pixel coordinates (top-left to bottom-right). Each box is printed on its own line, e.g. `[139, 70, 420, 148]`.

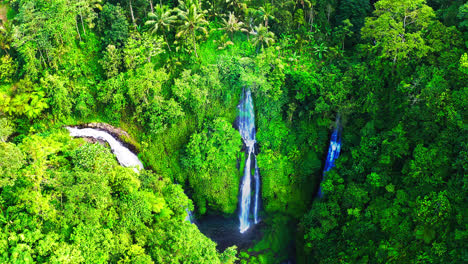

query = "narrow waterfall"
[66, 127, 144, 172]
[185, 208, 194, 223]
[253, 163, 260, 224]
[317, 119, 342, 198]
[237, 88, 261, 233]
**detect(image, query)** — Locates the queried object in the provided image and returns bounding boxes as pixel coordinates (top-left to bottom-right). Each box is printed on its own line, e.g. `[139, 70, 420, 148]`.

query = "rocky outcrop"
[79, 123, 130, 137]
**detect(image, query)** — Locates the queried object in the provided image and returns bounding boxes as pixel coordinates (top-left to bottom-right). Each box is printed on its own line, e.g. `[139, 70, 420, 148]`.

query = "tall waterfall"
[237, 88, 261, 233]
[317, 120, 342, 198]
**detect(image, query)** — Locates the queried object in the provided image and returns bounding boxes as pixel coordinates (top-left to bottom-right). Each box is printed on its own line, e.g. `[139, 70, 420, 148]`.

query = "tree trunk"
[129, 0, 136, 27]
[75, 17, 82, 41]
[164, 32, 172, 52]
[192, 31, 198, 58]
[149, 0, 154, 13]
[80, 11, 86, 35]
[309, 6, 314, 32]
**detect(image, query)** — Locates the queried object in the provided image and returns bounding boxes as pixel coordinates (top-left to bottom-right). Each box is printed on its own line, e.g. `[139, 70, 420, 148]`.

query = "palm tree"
[145, 5, 177, 51]
[219, 12, 247, 40]
[227, 0, 247, 14]
[175, 0, 208, 58]
[250, 25, 275, 52]
[215, 33, 234, 50]
[257, 3, 277, 27]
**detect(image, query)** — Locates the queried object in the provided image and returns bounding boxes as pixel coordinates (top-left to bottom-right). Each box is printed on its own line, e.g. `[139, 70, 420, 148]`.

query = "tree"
[182, 118, 241, 214]
[218, 12, 247, 40]
[0, 21, 13, 55]
[145, 4, 177, 51]
[123, 32, 165, 70]
[175, 0, 208, 58]
[40, 73, 73, 120]
[13, 0, 77, 77]
[0, 55, 16, 83]
[148, 220, 222, 263]
[361, 0, 436, 63]
[171, 68, 222, 125]
[0, 79, 48, 119]
[250, 25, 275, 51]
[0, 118, 14, 142]
[126, 63, 168, 106]
[457, 2, 468, 29]
[0, 142, 24, 188]
[97, 3, 129, 47]
[75, 0, 102, 35]
[257, 3, 277, 27]
[336, 0, 370, 35]
[100, 44, 122, 78]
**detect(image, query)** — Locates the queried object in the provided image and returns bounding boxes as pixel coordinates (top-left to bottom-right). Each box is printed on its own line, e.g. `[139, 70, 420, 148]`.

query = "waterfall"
[317, 119, 342, 198]
[237, 88, 261, 233]
[185, 208, 194, 223]
[67, 126, 195, 223]
[66, 127, 144, 172]
[253, 163, 260, 224]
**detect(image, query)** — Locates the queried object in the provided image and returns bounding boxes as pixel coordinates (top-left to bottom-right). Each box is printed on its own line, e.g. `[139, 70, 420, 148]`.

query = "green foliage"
[0, 54, 16, 83]
[0, 0, 466, 262]
[100, 44, 122, 78]
[148, 220, 220, 263]
[40, 73, 73, 120]
[336, 0, 370, 35]
[98, 3, 129, 47]
[0, 117, 14, 142]
[0, 79, 48, 119]
[12, 0, 77, 78]
[362, 0, 436, 63]
[123, 32, 165, 70]
[175, 0, 209, 57]
[183, 118, 241, 214]
[0, 141, 24, 187]
[244, 215, 296, 263]
[250, 25, 275, 51]
[219, 12, 247, 40]
[145, 4, 176, 51]
[171, 66, 224, 126]
[0, 131, 233, 263]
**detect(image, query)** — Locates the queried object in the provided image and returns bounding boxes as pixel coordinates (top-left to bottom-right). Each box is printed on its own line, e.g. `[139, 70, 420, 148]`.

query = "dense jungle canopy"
[0, 0, 467, 263]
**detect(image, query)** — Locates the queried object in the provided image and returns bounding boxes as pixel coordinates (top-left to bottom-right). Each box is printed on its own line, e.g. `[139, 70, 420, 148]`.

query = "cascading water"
[185, 208, 194, 223]
[237, 88, 261, 233]
[253, 163, 260, 224]
[66, 127, 144, 172]
[67, 126, 195, 223]
[317, 119, 342, 198]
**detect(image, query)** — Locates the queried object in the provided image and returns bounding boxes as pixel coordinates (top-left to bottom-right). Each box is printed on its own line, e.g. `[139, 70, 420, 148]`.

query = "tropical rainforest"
[0, 0, 467, 263]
